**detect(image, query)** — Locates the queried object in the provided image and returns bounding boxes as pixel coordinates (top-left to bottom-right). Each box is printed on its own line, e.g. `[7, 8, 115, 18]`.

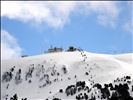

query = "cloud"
[1, 1, 76, 29]
[123, 19, 133, 34]
[122, 2, 133, 34]
[1, 1, 120, 29]
[1, 30, 22, 60]
[81, 1, 120, 28]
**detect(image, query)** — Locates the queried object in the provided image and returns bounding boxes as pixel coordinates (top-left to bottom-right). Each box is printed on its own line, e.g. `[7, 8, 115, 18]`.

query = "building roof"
[48, 47, 63, 52]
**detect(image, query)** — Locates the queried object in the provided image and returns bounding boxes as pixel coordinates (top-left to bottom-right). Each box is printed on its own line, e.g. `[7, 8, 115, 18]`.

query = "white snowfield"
[1, 51, 133, 100]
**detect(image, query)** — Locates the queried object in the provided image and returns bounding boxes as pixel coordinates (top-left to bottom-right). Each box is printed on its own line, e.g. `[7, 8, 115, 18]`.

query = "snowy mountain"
[1, 51, 133, 100]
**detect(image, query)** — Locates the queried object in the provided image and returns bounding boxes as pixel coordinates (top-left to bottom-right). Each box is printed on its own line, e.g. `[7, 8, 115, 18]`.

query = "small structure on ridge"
[48, 45, 63, 53]
[67, 46, 76, 52]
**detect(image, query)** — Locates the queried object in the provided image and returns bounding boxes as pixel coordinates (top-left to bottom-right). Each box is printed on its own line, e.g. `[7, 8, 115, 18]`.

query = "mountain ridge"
[1, 51, 133, 100]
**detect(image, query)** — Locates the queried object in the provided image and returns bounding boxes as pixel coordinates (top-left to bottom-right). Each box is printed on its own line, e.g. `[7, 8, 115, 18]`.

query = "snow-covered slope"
[1, 51, 133, 100]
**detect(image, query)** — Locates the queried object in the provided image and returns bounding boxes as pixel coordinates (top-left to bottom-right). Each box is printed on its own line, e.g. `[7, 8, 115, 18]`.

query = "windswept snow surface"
[1, 51, 133, 100]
